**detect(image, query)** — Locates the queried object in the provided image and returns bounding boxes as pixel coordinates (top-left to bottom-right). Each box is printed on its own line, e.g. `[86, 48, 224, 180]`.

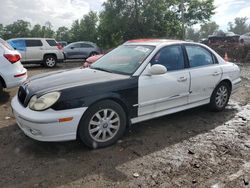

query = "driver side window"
[151, 45, 185, 71]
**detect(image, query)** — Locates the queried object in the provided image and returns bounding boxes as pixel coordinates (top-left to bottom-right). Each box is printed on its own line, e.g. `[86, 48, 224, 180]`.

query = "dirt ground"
[0, 62, 250, 188]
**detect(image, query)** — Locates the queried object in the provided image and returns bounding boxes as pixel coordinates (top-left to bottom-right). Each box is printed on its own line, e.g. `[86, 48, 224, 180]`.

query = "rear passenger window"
[185, 45, 214, 68]
[46, 40, 57, 46]
[151, 45, 185, 71]
[8, 40, 26, 51]
[80, 43, 94, 48]
[25, 40, 43, 47]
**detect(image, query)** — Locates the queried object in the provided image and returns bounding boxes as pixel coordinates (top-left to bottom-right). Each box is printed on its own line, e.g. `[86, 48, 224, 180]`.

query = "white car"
[239, 32, 250, 45]
[11, 39, 241, 148]
[8, 38, 64, 68]
[0, 38, 27, 92]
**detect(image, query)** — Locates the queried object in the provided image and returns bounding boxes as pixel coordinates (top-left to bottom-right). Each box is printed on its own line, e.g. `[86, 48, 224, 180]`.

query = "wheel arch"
[43, 53, 57, 60]
[219, 79, 232, 92]
[0, 75, 6, 88]
[76, 97, 131, 141]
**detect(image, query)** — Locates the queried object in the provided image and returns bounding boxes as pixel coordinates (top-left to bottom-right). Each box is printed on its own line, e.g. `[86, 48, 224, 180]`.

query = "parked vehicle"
[208, 31, 240, 44]
[12, 39, 241, 148]
[0, 38, 27, 93]
[8, 38, 64, 68]
[239, 32, 250, 45]
[63, 41, 101, 59]
[83, 54, 103, 68]
[57, 41, 68, 48]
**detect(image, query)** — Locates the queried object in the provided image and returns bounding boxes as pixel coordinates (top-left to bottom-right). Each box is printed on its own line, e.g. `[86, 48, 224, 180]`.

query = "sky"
[0, 0, 250, 30]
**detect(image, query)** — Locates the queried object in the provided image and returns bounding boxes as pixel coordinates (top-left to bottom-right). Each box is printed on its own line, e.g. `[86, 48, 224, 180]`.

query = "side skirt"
[131, 98, 210, 124]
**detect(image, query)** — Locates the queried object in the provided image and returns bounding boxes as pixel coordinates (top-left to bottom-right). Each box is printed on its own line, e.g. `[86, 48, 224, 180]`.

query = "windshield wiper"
[90, 66, 113, 73]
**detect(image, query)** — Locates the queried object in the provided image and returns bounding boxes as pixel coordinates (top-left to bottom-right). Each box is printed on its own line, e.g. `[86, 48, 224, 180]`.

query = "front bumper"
[11, 95, 87, 142]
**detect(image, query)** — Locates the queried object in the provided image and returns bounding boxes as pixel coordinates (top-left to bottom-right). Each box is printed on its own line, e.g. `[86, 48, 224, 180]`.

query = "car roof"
[123, 39, 185, 46]
[8, 38, 56, 40]
[71, 41, 96, 44]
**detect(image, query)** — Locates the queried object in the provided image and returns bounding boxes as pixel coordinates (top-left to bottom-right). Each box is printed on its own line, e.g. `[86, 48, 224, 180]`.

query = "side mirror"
[70, 46, 75, 49]
[148, 64, 167, 75]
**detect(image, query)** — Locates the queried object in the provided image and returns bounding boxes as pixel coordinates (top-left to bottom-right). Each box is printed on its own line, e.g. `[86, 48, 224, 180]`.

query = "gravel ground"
[0, 62, 249, 188]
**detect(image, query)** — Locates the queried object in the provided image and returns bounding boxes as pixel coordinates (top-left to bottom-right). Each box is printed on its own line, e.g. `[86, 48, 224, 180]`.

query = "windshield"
[91, 45, 155, 75]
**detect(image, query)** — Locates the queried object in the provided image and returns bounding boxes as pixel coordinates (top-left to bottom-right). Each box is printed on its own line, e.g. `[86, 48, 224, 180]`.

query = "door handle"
[212, 72, 221, 76]
[177, 77, 187, 82]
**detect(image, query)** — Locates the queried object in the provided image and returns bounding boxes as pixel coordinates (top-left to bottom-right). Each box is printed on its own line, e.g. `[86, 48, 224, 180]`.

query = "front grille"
[18, 86, 27, 106]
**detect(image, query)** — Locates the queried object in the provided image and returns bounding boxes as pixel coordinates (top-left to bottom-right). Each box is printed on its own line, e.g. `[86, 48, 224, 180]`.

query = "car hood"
[25, 68, 130, 95]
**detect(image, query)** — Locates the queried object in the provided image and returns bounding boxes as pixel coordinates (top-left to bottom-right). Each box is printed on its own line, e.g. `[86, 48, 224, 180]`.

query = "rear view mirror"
[148, 64, 167, 75]
[70, 47, 75, 49]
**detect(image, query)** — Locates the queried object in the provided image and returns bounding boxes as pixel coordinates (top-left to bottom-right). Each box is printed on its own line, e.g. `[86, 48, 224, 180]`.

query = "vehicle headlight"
[28, 92, 60, 111]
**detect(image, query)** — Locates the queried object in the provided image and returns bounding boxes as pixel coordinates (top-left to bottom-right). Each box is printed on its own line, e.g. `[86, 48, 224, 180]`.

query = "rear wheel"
[44, 55, 57, 68]
[78, 100, 126, 149]
[210, 82, 231, 111]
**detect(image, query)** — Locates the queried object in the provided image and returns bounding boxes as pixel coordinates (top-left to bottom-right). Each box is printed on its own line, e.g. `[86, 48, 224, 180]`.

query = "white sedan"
[0, 38, 27, 92]
[11, 39, 241, 148]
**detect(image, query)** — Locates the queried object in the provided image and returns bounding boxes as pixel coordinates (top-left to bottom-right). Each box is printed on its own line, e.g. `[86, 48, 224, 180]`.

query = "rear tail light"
[4, 54, 21, 63]
[56, 43, 63, 50]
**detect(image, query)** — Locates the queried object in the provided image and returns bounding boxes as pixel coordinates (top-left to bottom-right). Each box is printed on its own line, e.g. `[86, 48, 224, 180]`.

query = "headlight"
[28, 92, 60, 111]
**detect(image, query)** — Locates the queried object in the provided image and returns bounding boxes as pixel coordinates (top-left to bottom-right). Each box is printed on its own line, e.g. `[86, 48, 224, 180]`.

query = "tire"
[78, 100, 127, 149]
[209, 82, 231, 111]
[44, 55, 57, 68]
[0, 81, 3, 94]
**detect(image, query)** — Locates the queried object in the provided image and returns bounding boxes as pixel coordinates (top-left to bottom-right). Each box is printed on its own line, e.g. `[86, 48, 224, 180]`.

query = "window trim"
[80, 43, 94, 48]
[183, 44, 218, 69]
[149, 44, 187, 72]
[25, 39, 43, 47]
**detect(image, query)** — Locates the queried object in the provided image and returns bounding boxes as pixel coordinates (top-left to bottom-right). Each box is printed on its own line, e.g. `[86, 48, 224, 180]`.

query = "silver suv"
[8, 38, 64, 68]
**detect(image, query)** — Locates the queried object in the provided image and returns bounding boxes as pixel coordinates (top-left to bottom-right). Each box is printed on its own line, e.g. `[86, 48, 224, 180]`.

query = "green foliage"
[0, 24, 4, 38]
[56, 26, 70, 42]
[98, 0, 215, 48]
[0, 0, 215, 49]
[200, 21, 219, 38]
[228, 17, 250, 35]
[182, 0, 215, 26]
[2, 20, 31, 39]
[185, 27, 200, 42]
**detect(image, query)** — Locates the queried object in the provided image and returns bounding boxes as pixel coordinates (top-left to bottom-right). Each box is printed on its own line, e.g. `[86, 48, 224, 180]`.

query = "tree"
[228, 17, 250, 35]
[56, 26, 70, 42]
[70, 20, 82, 42]
[98, 0, 215, 49]
[70, 11, 99, 43]
[30, 24, 43, 37]
[186, 27, 200, 41]
[200, 21, 219, 38]
[41, 21, 54, 38]
[79, 11, 99, 42]
[2, 20, 31, 39]
[0, 24, 4, 38]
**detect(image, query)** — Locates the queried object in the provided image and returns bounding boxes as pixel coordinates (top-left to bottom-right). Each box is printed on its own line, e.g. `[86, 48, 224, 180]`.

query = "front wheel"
[44, 55, 57, 68]
[78, 100, 126, 149]
[210, 82, 231, 111]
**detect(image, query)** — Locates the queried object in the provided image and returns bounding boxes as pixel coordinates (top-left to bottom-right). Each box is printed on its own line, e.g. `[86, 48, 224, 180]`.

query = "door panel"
[185, 45, 222, 103]
[25, 40, 44, 61]
[188, 65, 222, 103]
[138, 70, 190, 116]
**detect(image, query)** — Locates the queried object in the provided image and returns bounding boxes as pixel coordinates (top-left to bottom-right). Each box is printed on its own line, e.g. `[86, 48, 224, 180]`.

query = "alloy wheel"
[88, 109, 120, 142]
